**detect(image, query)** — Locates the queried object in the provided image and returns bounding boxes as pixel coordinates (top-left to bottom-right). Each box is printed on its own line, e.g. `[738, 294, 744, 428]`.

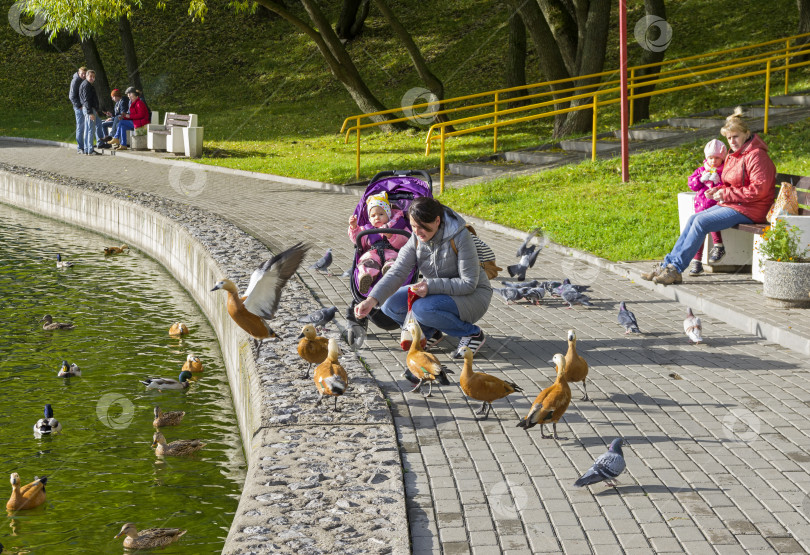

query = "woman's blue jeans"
[381, 285, 480, 339]
[663, 205, 753, 272]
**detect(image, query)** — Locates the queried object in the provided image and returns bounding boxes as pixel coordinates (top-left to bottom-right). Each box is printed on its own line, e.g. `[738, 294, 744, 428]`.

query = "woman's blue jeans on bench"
[381, 285, 481, 339]
[663, 205, 753, 273]
[115, 119, 135, 146]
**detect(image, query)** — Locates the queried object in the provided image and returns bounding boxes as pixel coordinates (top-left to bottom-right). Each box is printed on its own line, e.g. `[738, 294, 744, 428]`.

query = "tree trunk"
[80, 38, 114, 113]
[631, 0, 667, 123]
[118, 16, 143, 92]
[372, 0, 450, 127]
[337, 0, 370, 39]
[504, 6, 529, 107]
[350, 0, 371, 38]
[796, 0, 810, 62]
[254, 0, 403, 131]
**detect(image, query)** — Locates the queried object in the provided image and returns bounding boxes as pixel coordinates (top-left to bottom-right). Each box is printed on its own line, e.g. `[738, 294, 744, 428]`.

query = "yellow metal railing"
[340, 32, 810, 187]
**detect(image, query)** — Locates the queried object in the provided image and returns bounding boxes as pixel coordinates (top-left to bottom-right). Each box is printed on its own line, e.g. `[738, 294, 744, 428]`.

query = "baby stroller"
[346, 170, 433, 338]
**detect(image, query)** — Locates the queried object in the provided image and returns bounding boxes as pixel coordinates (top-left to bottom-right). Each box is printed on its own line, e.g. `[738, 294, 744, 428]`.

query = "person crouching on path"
[354, 197, 492, 359]
[111, 87, 148, 151]
[69, 66, 86, 154]
[79, 69, 103, 155]
[642, 107, 776, 285]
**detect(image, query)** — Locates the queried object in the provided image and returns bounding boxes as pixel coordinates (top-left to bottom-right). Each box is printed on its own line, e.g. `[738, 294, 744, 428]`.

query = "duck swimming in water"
[104, 244, 129, 255]
[168, 322, 189, 336]
[6, 473, 47, 511]
[141, 370, 193, 391]
[153, 406, 185, 427]
[57, 360, 81, 377]
[151, 431, 205, 456]
[33, 404, 62, 436]
[181, 354, 203, 373]
[40, 315, 75, 330]
[115, 523, 187, 549]
[56, 253, 73, 268]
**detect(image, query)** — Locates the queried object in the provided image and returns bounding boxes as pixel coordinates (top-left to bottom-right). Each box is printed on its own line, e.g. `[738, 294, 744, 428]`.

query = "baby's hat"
[704, 139, 728, 160]
[366, 192, 392, 219]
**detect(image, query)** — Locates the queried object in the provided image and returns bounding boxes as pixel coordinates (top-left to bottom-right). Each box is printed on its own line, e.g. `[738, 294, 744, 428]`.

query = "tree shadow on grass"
[202, 146, 277, 159]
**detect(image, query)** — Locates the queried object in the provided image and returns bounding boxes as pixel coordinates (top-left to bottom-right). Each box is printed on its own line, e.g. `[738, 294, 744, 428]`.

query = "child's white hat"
[366, 192, 392, 219]
[704, 139, 728, 159]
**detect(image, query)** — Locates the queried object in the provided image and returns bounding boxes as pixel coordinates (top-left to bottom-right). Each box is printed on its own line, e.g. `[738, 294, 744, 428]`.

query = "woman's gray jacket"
[369, 207, 492, 323]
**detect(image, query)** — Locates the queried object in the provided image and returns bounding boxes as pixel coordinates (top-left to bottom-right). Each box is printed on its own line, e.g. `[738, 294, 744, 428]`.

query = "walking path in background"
[2, 138, 810, 554]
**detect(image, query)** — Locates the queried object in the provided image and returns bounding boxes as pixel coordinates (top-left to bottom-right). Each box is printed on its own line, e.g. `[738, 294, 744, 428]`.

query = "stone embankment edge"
[0, 170, 409, 554]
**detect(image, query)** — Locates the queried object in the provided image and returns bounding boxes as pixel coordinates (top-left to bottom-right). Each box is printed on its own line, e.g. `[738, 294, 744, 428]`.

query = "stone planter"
[762, 259, 810, 307]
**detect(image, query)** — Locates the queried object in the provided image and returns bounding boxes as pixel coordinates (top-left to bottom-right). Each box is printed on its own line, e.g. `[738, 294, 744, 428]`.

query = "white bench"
[127, 111, 159, 151]
[146, 112, 203, 158]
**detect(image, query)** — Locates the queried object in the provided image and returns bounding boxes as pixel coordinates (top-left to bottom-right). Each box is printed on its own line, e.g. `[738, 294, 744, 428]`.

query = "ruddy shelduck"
[169, 322, 189, 336]
[181, 354, 203, 373]
[6, 473, 47, 511]
[212, 243, 309, 356]
[104, 244, 129, 255]
[115, 523, 187, 549]
[298, 324, 329, 378]
[313, 338, 349, 411]
[403, 321, 451, 397]
[459, 347, 522, 420]
[517, 354, 571, 439]
[564, 329, 590, 401]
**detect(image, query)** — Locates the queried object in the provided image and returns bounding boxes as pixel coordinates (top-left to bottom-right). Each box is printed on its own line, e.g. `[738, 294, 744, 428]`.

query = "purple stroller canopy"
[352, 176, 433, 228]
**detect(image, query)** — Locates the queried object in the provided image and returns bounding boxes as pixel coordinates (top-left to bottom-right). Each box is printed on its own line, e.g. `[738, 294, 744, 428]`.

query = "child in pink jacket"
[348, 192, 408, 294]
[686, 139, 728, 275]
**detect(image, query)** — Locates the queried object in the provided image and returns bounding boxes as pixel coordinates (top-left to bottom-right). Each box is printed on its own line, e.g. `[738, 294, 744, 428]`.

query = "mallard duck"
[141, 370, 193, 391]
[6, 473, 47, 511]
[151, 431, 205, 456]
[181, 354, 203, 373]
[153, 406, 185, 427]
[212, 243, 308, 357]
[298, 324, 328, 378]
[57, 360, 81, 378]
[313, 338, 349, 411]
[459, 347, 522, 421]
[33, 404, 62, 436]
[104, 244, 129, 255]
[517, 354, 572, 439]
[403, 321, 452, 397]
[40, 315, 75, 330]
[55, 253, 73, 268]
[168, 322, 189, 336]
[115, 523, 187, 549]
[564, 329, 590, 401]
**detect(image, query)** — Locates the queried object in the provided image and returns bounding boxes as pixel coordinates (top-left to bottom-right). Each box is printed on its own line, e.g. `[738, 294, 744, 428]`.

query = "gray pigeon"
[516, 228, 543, 258]
[309, 248, 333, 275]
[539, 280, 562, 294]
[617, 301, 641, 334]
[560, 287, 592, 308]
[493, 287, 524, 304]
[553, 278, 590, 296]
[340, 267, 352, 278]
[298, 306, 338, 329]
[684, 307, 703, 344]
[344, 305, 367, 348]
[500, 279, 539, 289]
[520, 287, 545, 305]
[506, 262, 527, 281]
[574, 438, 626, 487]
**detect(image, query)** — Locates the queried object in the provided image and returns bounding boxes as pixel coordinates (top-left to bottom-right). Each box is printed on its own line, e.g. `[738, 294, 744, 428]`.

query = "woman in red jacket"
[642, 107, 776, 285]
[111, 87, 149, 151]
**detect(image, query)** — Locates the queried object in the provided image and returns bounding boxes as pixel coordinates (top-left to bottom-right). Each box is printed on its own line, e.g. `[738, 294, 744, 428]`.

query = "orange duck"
[298, 324, 329, 378]
[564, 329, 590, 401]
[6, 473, 47, 511]
[459, 347, 522, 420]
[516, 354, 571, 439]
[313, 338, 349, 411]
[403, 322, 452, 397]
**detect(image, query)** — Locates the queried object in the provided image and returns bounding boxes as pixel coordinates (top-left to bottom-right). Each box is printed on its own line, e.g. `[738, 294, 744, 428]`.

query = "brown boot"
[640, 263, 664, 281]
[110, 137, 120, 146]
[653, 264, 683, 285]
[358, 271, 373, 295]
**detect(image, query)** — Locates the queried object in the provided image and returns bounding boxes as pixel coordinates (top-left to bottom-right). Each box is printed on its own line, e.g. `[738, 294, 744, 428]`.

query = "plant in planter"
[756, 219, 810, 307]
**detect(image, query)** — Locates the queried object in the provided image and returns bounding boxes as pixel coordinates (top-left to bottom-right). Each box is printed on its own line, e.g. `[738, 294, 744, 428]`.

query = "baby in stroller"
[348, 192, 408, 294]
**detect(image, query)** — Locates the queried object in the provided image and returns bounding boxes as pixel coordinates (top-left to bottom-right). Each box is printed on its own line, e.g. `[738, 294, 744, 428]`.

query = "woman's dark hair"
[408, 197, 444, 225]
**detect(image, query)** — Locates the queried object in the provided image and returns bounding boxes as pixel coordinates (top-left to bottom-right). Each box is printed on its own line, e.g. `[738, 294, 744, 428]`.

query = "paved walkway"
[2, 139, 810, 554]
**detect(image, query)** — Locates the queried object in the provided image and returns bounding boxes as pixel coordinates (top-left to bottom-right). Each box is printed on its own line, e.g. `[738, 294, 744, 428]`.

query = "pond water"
[0, 202, 245, 554]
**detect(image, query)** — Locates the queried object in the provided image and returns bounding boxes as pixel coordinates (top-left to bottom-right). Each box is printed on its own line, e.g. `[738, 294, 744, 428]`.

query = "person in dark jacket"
[355, 197, 492, 359]
[68, 66, 86, 153]
[101, 88, 129, 143]
[79, 69, 103, 155]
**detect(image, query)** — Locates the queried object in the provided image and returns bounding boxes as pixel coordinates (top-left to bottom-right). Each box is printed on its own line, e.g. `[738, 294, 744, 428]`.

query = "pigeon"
[684, 307, 703, 344]
[500, 279, 539, 289]
[493, 287, 524, 304]
[507, 248, 542, 280]
[298, 306, 338, 329]
[538, 280, 562, 294]
[574, 438, 627, 488]
[617, 301, 641, 334]
[309, 248, 333, 275]
[520, 287, 545, 305]
[560, 287, 592, 308]
[344, 304, 367, 348]
[340, 267, 352, 278]
[516, 228, 543, 258]
[552, 278, 590, 296]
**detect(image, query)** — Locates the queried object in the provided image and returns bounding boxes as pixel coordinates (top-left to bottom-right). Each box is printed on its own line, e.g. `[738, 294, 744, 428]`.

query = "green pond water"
[0, 202, 245, 554]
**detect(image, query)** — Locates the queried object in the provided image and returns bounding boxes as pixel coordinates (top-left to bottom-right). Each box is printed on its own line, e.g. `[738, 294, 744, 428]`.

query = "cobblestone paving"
[2, 140, 810, 554]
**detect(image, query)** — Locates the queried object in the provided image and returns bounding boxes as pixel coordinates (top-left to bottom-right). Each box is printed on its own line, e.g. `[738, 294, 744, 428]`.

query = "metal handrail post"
[785, 39, 791, 95]
[493, 92, 499, 152]
[764, 60, 772, 134]
[440, 126, 446, 193]
[591, 94, 598, 162]
[355, 117, 361, 179]
[629, 68, 635, 125]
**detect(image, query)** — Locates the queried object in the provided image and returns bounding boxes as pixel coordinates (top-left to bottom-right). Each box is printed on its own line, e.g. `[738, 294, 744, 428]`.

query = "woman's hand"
[349, 214, 358, 230]
[705, 187, 724, 201]
[354, 297, 378, 319]
[410, 281, 428, 298]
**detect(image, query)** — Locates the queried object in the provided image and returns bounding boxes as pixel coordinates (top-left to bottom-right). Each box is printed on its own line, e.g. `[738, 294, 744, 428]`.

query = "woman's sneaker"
[452, 330, 486, 359]
[709, 245, 726, 263]
[688, 260, 704, 276]
[640, 263, 664, 281]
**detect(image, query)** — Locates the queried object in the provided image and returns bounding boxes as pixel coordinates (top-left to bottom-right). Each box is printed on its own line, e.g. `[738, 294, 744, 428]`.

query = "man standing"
[79, 69, 103, 155]
[68, 66, 86, 154]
